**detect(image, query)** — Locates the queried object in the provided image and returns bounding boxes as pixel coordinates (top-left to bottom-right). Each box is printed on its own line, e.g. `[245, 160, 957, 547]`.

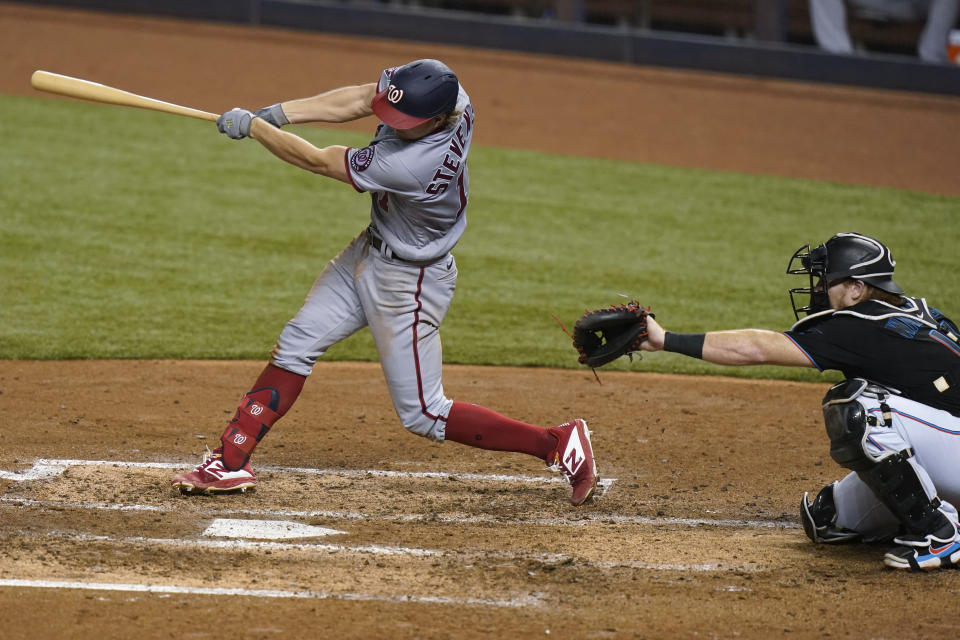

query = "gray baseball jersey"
[345, 69, 473, 263]
[271, 66, 475, 442]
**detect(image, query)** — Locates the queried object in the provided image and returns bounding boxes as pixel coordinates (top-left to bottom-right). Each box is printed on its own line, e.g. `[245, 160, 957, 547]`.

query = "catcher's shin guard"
[822, 378, 952, 538]
[857, 451, 953, 538]
[220, 387, 281, 471]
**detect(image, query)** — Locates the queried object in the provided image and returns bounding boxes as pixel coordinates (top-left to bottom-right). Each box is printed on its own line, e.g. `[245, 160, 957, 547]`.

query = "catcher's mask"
[787, 232, 904, 320]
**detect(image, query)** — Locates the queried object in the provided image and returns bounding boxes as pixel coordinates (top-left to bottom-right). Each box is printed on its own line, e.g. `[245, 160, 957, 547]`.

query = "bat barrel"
[30, 70, 219, 122]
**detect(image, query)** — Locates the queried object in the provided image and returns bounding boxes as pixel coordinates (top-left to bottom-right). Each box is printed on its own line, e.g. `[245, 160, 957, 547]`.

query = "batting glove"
[254, 103, 289, 128]
[217, 108, 253, 139]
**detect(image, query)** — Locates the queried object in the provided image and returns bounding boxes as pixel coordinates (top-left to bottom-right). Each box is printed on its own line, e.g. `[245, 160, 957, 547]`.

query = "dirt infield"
[5, 361, 959, 640]
[3, 4, 960, 639]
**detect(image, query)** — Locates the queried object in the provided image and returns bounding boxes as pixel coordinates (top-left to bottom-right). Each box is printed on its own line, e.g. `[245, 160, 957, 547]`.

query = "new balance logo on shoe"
[171, 447, 257, 495]
[563, 438, 585, 475]
[548, 419, 598, 506]
[203, 459, 228, 479]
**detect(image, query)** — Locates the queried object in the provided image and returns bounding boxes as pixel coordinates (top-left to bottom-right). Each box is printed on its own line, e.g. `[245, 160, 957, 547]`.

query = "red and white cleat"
[171, 447, 257, 494]
[547, 419, 598, 506]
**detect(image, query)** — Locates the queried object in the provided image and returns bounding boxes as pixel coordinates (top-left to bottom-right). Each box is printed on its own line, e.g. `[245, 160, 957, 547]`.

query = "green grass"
[2, 94, 958, 381]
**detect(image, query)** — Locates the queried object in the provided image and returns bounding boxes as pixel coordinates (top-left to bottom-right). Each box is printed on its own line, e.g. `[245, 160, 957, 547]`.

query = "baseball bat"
[30, 70, 219, 122]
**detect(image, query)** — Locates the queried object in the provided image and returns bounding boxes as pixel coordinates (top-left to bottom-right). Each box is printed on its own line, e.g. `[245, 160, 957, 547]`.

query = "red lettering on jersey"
[426, 107, 472, 197]
[442, 155, 461, 173]
[432, 168, 454, 182]
[448, 138, 463, 158]
[455, 172, 466, 218]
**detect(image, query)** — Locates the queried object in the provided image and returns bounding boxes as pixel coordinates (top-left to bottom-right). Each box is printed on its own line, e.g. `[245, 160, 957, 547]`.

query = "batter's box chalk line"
[0, 458, 615, 496]
[0, 578, 542, 608]
[0, 495, 798, 531]
[12, 529, 765, 574]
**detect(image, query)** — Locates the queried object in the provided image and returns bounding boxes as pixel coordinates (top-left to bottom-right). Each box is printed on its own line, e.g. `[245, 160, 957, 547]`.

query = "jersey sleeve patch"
[350, 145, 376, 173]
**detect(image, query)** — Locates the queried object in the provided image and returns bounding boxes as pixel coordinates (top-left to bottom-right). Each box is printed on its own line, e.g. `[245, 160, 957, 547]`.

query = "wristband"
[663, 332, 705, 359]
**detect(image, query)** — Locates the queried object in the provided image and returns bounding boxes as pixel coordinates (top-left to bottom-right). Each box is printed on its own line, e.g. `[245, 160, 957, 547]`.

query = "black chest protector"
[792, 297, 960, 403]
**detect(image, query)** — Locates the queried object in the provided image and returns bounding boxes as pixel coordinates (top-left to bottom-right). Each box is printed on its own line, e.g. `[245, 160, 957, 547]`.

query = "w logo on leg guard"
[221, 388, 282, 471]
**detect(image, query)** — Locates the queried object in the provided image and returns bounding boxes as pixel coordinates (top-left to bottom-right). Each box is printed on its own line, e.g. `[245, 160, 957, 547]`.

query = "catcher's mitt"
[573, 301, 653, 368]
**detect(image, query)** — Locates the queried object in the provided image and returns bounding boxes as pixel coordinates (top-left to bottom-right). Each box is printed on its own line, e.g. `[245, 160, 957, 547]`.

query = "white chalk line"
[39, 530, 444, 557]
[9, 529, 762, 574]
[0, 579, 541, 608]
[0, 458, 616, 494]
[0, 496, 798, 530]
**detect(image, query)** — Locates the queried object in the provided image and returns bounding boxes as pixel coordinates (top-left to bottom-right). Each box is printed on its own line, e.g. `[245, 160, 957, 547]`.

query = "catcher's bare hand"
[572, 301, 654, 368]
[639, 314, 665, 351]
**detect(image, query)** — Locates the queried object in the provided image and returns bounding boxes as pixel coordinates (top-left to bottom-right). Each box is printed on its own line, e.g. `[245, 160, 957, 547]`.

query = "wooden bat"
[30, 70, 219, 122]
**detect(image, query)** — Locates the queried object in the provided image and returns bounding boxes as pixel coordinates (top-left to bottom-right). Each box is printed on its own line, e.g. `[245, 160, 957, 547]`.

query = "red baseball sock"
[249, 363, 305, 416]
[444, 401, 556, 461]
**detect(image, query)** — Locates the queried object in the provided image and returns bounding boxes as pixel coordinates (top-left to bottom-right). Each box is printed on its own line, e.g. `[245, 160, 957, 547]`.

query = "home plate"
[203, 519, 346, 540]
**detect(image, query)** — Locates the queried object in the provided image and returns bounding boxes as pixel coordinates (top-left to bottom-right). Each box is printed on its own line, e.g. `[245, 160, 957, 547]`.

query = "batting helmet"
[787, 232, 904, 319]
[371, 59, 459, 130]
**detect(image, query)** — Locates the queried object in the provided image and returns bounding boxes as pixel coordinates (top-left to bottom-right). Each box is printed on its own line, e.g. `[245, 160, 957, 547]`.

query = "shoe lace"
[546, 455, 575, 484]
[197, 445, 220, 468]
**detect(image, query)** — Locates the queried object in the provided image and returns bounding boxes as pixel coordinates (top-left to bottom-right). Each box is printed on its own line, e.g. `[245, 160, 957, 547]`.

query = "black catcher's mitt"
[573, 301, 653, 368]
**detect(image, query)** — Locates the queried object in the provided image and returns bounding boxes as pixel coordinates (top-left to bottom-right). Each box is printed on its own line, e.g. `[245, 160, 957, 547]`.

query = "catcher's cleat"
[883, 523, 960, 571]
[547, 419, 598, 506]
[800, 484, 862, 544]
[171, 446, 257, 495]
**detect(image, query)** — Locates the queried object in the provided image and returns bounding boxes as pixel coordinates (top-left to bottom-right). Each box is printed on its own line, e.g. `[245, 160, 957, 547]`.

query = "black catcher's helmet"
[787, 232, 904, 319]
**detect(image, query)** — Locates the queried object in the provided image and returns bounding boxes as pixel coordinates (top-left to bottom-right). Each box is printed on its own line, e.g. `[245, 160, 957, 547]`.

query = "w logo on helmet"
[386, 85, 404, 104]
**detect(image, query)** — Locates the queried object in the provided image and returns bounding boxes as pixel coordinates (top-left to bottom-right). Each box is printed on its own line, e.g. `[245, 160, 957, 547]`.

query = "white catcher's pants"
[271, 232, 457, 441]
[833, 391, 960, 539]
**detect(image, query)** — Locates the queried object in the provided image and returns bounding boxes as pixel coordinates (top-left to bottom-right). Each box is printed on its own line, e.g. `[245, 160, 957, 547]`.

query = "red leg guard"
[221, 387, 280, 470]
[220, 364, 305, 470]
[444, 401, 556, 461]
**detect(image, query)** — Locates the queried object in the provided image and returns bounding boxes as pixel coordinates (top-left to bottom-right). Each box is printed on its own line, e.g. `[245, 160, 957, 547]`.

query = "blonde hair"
[438, 110, 462, 130]
[863, 283, 904, 305]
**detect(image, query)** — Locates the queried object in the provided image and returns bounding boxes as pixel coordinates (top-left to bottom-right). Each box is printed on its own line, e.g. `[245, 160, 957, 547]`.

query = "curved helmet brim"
[371, 89, 434, 130]
[858, 275, 904, 295]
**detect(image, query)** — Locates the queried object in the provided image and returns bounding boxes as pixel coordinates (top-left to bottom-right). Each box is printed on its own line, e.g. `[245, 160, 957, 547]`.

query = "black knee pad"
[822, 378, 872, 472]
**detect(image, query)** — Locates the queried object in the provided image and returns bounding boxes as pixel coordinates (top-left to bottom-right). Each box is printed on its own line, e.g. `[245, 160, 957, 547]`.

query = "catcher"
[574, 232, 960, 571]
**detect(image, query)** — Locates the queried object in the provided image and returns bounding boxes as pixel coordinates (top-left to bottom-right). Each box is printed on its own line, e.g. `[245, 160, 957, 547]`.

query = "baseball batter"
[171, 59, 598, 506]
[625, 232, 960, 571]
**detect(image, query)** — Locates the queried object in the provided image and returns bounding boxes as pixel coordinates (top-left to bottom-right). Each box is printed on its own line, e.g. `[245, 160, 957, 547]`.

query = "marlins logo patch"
[351, 146, 375, 172]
